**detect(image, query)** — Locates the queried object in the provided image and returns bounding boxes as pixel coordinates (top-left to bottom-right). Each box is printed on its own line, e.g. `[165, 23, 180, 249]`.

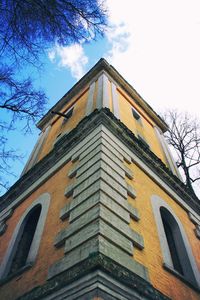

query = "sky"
[3, 0, 200, 193]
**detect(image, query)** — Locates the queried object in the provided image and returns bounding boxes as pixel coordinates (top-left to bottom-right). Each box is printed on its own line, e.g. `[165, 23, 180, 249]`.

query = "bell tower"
[0, 59, 199, 300]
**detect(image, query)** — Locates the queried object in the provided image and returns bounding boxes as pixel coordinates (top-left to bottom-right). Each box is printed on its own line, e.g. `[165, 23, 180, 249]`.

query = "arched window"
[8, 205, 41, 276]
[0, 193, 50, 281]
[160, 207, 185, 276]
[151, 195, 200, 289]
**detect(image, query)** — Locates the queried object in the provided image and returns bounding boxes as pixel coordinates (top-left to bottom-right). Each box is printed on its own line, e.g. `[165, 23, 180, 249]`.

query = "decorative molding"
[0, 209, 13, 236]
[51, 130, 145, 283]
[96, 74, 103, 109]
[111, 82, 120, 119]
[21, 125, 51, 176]
[102, 73, 109, 108]
[0, 109, 199, 219]
[37, 59, 168, 133]
[154, 126, 182, 180]
[16, 255, 170, 300]
[188, 212, 200, 240]
[85, 81, 95, 116]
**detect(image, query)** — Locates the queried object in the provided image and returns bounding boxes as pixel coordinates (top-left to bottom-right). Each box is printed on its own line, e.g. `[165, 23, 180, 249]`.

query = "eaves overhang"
[37, 58, 168, 132]
[1, 108, 199, 216]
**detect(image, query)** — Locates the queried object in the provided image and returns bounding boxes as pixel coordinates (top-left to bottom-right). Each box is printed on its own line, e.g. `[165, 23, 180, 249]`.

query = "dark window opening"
[161, 213, 183, 275]
[9, 205, 41, 275]
[132, 108, 141, 121]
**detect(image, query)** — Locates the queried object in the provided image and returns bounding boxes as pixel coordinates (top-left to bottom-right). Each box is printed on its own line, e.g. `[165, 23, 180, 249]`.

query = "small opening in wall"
[132, 107, 141, 121]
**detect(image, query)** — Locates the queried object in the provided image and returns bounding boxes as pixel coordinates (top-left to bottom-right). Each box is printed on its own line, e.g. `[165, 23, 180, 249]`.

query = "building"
[0, 59, 199, 300]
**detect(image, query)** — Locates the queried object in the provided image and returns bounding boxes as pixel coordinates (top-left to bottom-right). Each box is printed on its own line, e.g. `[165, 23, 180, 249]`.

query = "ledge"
[0, 263, 33, 287]
[16, 254, 170, 300]
[0, 108, 199, 216]
[163, 263, 200, 293]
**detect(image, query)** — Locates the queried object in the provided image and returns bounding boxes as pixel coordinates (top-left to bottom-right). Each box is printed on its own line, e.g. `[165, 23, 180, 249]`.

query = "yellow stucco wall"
[0, 161, 74, 300]
[38, 88, 89, 161]
[127, 161, 200, 300]
[37, 78, 168, 169]
[1, 70, 199, 300]
[117, 88, 168, 166]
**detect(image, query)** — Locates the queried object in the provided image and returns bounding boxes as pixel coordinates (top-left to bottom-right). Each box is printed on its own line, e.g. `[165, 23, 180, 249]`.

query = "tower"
[0, 59, 199, 300]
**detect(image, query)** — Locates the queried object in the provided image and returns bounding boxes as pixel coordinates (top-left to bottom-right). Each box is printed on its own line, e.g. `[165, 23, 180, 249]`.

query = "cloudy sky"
[4, 0, 200, 192]
[48, 0, 200, 117]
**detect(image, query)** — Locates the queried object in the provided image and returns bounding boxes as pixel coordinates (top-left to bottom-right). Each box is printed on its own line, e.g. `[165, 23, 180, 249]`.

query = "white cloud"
[105, 23, 131, 61]
[48, 44, 88, 80]
[105, 0, 200, 117]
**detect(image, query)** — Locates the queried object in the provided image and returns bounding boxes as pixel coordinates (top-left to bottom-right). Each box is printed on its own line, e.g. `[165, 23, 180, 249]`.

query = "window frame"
[0, 193, 50, 281]
[151, 195, 200, 289]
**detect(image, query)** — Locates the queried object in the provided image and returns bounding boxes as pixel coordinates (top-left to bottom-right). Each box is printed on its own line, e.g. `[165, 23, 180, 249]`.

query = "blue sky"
[3, 0, 200, 194]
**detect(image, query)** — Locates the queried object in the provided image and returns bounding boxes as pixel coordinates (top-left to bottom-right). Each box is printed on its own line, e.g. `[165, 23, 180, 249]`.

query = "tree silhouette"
[164, 110, 200, 198]
[0, 0, 107, 193]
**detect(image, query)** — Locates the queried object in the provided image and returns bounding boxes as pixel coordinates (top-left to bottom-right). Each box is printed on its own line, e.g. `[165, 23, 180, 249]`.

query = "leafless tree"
[0, 0, 107, 193]
[164, 110, 200, 198]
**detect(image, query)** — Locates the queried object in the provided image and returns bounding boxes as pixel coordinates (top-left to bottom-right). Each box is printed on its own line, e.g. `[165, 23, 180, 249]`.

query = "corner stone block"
[68, 165, 78, 178]
[54, 205, 100, 247]
[124, 165, 134, 180]
[124, 154, 132, 164]
[71, 153, 79, 162]
[60, 203, 71, 220]
[79, 139, 102, 161]
[48, 236, 100, 279]
[64, 183, 74, 198]
[99, 235, 149, 282]
[76, 153, 101, 178]
[128, 204, 140, 221]
[126, 183, 137, 199]
[101, 138, 123, 162]
[69, 192, 101, 223]
[70, 181, 101, 210]
[130, 229, 144, 250]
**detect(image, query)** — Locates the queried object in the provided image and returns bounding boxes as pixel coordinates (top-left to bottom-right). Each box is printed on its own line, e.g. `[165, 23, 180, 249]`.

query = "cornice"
[0, 109, 199, 215]
[16, 253, 170, 300]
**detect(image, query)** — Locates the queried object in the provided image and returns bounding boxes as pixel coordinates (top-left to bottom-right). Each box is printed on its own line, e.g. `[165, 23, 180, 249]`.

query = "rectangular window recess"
[137, 134, 150, 149]
[132, 107, 141, 121]
[62, 106, 74, 124]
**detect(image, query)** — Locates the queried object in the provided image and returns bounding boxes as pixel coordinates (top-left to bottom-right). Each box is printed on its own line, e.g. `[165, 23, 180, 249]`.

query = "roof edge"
[37, 58, 168, 132]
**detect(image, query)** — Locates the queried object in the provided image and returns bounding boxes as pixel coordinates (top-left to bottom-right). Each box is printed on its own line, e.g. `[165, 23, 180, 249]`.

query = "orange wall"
[127, 162, 200, 300]
[1, 76, 197, 300]
[117, 88, 168, 166]
[38, 88, 89, 161]
[37, 80, 168, 168]
[0, 160, 75, 300]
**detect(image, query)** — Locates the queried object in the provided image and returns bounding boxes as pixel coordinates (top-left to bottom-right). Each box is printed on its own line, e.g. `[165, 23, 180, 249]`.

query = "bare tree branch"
[0, 0, 107, 193]
[163, 110, 200, 198]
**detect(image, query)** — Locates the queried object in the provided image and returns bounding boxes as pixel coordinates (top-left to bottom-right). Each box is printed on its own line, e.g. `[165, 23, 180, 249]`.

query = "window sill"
[163, 263, 200, 292]
[0, 263, 33, 286]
